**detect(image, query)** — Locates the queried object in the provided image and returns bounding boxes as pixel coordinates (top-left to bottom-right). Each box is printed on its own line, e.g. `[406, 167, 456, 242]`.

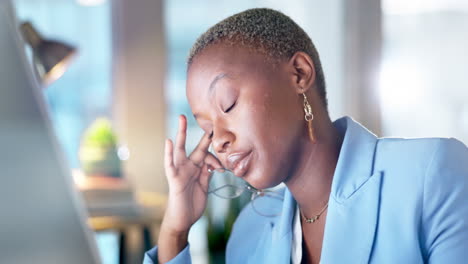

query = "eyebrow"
[194, 73, 229, 120]
[209, 73, 229, 93]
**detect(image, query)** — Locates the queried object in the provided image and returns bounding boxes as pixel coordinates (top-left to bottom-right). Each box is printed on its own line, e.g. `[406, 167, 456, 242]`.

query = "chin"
[244, 167, 282, 190]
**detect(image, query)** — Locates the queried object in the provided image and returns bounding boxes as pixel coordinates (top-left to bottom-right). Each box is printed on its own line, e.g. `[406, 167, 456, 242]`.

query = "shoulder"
[417, 138, 468, 260]
[373, 137, 466, 183]
[419, 138, 468, 213]
[377, 136, 468, 203]
[422, 137, 468, 175]
[415, 137, 468, 204]
[376, 137, 468, 259]
[374, 136, 467, 176]
[376, 136, 467, 155]
[373, 137, 467, 195]
[375, 136, 452, 161]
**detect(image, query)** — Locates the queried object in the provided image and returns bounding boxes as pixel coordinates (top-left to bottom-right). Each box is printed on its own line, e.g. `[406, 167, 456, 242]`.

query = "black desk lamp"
[20, 22, 77, 86]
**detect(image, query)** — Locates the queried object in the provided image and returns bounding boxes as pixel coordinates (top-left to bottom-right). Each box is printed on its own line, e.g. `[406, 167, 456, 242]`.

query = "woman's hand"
[158, 115, 222, 263]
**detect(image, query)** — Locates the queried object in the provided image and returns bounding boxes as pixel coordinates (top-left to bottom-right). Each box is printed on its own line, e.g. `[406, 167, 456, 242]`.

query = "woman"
[145, 8, 468, 264]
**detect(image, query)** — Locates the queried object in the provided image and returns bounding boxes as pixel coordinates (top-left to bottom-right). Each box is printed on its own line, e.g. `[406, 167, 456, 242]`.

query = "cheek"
[255, 90, 302, 144]
[235, 88, 302, 186]
[238, 83, 302, 148]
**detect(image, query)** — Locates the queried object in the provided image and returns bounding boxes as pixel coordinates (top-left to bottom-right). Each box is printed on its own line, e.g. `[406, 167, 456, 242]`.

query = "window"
[380, 0, 468, 144]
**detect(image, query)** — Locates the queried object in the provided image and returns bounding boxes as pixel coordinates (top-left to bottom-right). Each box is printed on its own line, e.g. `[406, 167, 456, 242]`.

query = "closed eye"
[224, 101, 237, 113]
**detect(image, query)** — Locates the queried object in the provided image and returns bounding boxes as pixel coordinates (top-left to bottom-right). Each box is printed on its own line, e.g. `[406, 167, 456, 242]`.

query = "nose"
[212, 125, 235, 154]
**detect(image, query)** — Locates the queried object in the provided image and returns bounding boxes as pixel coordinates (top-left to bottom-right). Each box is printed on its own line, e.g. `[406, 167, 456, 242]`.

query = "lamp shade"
[20, 22, 77, 86]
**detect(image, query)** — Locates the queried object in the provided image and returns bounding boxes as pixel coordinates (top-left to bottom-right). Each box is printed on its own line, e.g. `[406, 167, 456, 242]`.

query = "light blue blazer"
[145, 116, 468, 263]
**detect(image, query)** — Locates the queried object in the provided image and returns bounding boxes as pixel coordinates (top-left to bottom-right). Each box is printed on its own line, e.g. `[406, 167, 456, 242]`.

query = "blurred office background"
[8, 0, 468, 263]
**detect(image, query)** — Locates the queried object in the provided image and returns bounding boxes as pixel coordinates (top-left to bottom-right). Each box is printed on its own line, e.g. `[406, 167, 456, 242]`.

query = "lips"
[227, 150, 253, 177]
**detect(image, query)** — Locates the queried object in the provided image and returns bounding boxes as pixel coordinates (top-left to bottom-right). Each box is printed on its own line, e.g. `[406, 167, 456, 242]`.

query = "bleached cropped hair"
[188, 8, 328, 109]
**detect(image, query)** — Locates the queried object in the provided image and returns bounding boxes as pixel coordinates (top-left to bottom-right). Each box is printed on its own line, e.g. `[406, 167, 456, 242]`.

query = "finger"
[174, 115, 187, 165]
[204, 152, 223, 170]
[188, 132, 212, 165]
[164, 139, 175, 177]
[199, 153, 223, 192]
[199, 163, 214, 192]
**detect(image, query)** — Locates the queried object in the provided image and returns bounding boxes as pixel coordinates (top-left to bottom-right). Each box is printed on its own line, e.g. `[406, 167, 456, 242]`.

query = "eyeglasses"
[207, 168, 283, 217]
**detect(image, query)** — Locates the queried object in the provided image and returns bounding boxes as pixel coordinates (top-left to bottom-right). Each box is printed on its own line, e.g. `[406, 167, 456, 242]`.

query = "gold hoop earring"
[302, 93, 317, 143]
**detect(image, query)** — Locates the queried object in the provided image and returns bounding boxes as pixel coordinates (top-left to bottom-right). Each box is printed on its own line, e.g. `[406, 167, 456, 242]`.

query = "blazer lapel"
[261, 188, 296, 264]
[320, 171, 382, 263]
[320, 116, 383, 263]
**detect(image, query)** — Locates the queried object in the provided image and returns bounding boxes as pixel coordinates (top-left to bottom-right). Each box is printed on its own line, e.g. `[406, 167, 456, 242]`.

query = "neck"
[284, 110, 343, 218]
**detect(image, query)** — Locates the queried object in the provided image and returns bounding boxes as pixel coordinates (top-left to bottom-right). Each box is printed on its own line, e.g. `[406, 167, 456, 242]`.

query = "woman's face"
[186, 43, 305, 189]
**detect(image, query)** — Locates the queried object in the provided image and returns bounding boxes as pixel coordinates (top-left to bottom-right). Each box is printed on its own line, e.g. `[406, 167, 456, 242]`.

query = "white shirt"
[291, 204, 303, 264]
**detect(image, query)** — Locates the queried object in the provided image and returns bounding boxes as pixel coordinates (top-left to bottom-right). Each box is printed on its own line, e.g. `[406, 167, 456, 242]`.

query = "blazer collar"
[266, 116, 382, 263]
[329, 116, 380, 202]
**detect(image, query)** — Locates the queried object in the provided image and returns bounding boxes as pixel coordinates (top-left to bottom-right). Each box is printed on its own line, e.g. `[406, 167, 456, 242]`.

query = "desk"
[88, 205, 164, 264]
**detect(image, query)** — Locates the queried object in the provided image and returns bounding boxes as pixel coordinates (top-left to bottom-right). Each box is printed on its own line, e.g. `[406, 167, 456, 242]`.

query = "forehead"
[186, 43, 276, 98]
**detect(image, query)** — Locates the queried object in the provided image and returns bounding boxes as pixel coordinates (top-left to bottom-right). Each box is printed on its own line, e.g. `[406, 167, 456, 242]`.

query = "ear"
[288, 51, 316, 94]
